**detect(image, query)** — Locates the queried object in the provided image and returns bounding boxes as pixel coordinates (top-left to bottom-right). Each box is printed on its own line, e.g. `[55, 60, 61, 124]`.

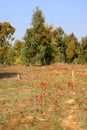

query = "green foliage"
[13, 40, 23, 56]
[13, 40, 24, 64]
[31, 6, 45, 32]
[22, 28, 41, 65]
[6, 47, 16, 65]
[22, 7, 54, 66]
[53, 27, 66, 62]
[0, 22, 15, 64]
[53, 120, 63, 130]
[14, 58, 22, 65]
[1, 7, 87, 66]
[64, 33, 79, 63]
[80, 36, 87, 63]
[22, 7, 87, 66]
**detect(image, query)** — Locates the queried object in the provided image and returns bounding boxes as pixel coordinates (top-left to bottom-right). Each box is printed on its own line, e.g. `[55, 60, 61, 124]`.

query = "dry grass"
[0, 63, 87, 130]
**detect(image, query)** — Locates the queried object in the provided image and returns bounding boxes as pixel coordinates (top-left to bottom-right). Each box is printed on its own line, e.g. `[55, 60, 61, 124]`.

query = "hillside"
[0, 63, 87, 130]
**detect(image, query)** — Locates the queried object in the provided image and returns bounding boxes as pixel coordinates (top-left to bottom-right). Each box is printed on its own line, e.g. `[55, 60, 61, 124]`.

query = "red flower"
[30, 121, 34, 126]
[15, 99, 18, 102]
[40, 111, 43, 114]
[40, 82, 47, 90]
[36, 107, 39, 112]
[84, 108, 87, 112]
[2, 100, 6, 105]
[67, 81, 74, 87]
[20, 111, 24, 114]
[6, 108, 9, 111]
[78, 101, 83, 108]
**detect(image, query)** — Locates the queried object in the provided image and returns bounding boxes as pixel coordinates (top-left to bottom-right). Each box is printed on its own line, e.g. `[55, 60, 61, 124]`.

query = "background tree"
[0, 22, 15, 64]
[52, 27, 66, 62]
[22, 7, 54, 65]
[22, 27, 42, 65]
[22, 7, 44, 65]
[79, 36, 87, 64]
[6, 47, 16, 65]
[13, 40, 24, 64]
[23, 6, 87, 66]
[31, 6, 45, 32]
[40, 24, 54, 65]
[64, 33, 79, 63]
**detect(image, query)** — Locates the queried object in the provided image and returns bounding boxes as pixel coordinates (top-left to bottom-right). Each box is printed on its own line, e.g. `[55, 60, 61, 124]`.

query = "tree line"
[0, 7, 87, 66]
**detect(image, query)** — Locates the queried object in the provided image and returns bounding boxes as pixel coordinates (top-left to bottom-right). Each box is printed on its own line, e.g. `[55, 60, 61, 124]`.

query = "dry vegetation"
[0, 63, 87, 130]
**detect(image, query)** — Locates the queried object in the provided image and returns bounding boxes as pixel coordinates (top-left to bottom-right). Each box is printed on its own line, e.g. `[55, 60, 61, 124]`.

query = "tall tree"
[40, 24, 54, 65]
[64, 33, 79, 63]
[0, 22, 15, 64]
[31, 6, 45, 32]
[23, 7, 54, 65]
[52, 27, 66, 62]
[80, 36, 87, 63]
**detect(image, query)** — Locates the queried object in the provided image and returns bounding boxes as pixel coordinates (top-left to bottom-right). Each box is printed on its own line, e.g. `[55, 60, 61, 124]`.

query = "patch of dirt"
[61, 98, 85, 130]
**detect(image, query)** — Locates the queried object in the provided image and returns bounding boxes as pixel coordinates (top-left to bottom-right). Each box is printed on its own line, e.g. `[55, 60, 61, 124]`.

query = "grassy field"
[0, 63, 87, 130]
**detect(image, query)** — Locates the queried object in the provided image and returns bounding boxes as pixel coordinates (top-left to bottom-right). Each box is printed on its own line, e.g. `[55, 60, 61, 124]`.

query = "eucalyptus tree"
[0, 22, 15, 64]
[23, 7, 54, 65]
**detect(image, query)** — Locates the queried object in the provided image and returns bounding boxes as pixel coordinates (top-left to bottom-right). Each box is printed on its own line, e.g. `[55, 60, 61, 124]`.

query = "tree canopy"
[0, 7, 87, 65]
[0, 22, 15, 64]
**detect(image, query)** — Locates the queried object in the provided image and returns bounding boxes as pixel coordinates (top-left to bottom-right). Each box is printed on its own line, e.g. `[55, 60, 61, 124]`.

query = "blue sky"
[0, 0, 87, 41]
